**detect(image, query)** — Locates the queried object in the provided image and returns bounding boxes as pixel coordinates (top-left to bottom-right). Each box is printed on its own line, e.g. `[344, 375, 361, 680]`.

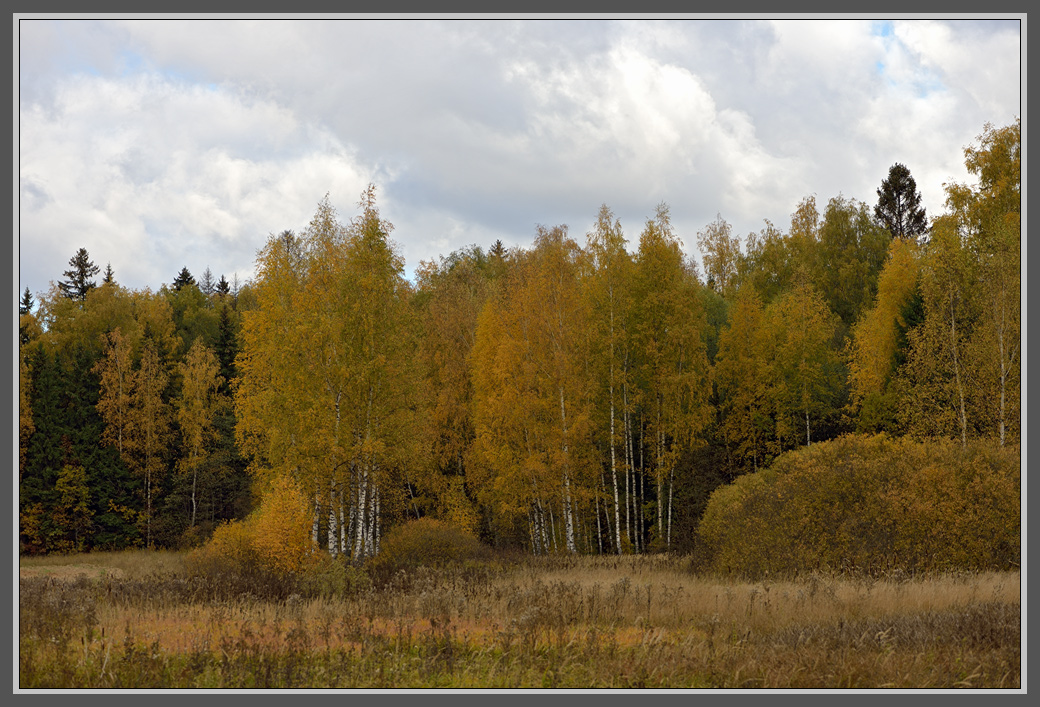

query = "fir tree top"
[58, 248, 100, 301]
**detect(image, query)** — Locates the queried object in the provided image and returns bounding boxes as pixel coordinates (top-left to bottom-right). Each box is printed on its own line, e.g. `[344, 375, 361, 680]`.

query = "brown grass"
[18, 551, 1021, 689]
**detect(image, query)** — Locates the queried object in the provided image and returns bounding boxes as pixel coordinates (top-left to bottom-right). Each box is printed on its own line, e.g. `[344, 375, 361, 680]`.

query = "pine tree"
[58, 248, 100, 301]
[415, 245, 494, 523]
[875, 163, 928, 241]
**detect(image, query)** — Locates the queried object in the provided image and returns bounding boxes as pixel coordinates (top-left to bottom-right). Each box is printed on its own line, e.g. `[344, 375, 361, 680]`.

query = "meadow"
[18, 550, 1020, 689]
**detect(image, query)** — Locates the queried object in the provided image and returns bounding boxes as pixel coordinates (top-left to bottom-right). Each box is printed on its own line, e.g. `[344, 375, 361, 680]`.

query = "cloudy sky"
[17, 17, 1022, 300]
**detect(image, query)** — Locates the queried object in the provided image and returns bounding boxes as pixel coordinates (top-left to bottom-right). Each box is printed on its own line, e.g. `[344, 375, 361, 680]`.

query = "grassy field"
[18, 551, 1021, 689]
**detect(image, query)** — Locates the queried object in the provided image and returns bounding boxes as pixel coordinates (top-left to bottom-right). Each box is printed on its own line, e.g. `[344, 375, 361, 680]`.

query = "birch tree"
[632, 205, 712, 549]
[759, 283, 842, 451]
[585, 205, 633, 553]
[177, 339, 223, 528]
[470, 227, 595, 552]
[236, 187, 420, 562]
[128, 341, 172, 547]
[714, 287, 771, 470]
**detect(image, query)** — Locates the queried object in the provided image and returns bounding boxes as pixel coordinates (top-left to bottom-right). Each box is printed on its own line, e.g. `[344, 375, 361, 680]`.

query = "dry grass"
[18, 551, 1021, 689]
[19, 549, 185, 580]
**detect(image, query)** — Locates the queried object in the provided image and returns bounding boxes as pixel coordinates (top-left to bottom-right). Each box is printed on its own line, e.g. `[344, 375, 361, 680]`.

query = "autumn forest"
[18, 119, 1020, 571]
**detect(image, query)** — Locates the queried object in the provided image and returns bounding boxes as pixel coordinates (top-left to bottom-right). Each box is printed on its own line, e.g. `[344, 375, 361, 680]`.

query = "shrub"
[366, 517, 490, 586]
[697, 434, 1020, 577]
[185, 473, 315, 582]
[249, 474, 313, 575]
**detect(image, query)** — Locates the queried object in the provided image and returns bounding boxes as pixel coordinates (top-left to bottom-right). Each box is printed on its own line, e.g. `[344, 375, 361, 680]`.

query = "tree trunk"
[328, 481, 338, 557]
[559, 386, 577, 554]
[624, 401, 632, 548]
[667, 465, 674, 549]
[353, 469, 368, 560]
[632, 411, 640, 553]
[312, 494, 320, 547]
[656, 399, 663, 542]
[340, 494, 348, 555]
[610, 384, 622, 554]
[599, 488, 607, 553]
[190, 456, 198, 528]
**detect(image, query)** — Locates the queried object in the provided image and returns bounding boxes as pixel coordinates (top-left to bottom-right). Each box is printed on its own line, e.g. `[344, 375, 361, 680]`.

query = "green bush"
[697, 434, 1020, 577]
[365, 517, 491, 587]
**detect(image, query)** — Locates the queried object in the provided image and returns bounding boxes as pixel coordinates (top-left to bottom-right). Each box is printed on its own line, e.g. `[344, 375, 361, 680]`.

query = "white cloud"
[19, 72, 374, 293]
[894, 20, 1020, 121]
[18, 18, 1022, 296]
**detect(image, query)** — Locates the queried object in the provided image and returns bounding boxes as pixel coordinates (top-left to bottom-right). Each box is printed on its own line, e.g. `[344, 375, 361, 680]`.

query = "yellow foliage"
[189, 473, 315, 576]
[250, 474, 314, 574]
[848, 238, 921, 408]
[698, 434, 1019, 576]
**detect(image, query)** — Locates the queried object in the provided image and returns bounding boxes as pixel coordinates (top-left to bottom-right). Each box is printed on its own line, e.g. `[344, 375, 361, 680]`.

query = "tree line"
[18, 119, 1019, 558]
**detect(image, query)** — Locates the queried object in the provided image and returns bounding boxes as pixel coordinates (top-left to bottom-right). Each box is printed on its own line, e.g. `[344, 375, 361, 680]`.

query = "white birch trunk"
[610, 386, 622, 555]
[340, 495, 348, 555]
[353, 469, 368, 560]
[559, 386, 577, 554]
[666, 467, 674, 549]
[374, 487, 381, 555]
[632, 417, 640, 553]
[312, 495, 320, 547]
[368, 486, 380, 557]
[624, 384, 633, 547]
[657, 402, 663, 542]
[328, 482, 338, 556]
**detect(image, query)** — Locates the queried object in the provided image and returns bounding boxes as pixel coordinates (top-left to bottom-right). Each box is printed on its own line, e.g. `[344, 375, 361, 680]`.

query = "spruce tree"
[58, 248, 100, 301]
[875, 163, 928, 241]
[173, 267, 196, 291]
[19, 287, 33, 316]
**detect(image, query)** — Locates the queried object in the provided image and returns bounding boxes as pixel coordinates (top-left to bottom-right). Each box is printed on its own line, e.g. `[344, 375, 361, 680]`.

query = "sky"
[16, 17, 1023, 301]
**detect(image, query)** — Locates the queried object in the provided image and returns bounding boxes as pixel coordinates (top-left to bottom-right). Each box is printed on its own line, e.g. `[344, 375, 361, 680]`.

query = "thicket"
[697, 434, 1020, 577]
